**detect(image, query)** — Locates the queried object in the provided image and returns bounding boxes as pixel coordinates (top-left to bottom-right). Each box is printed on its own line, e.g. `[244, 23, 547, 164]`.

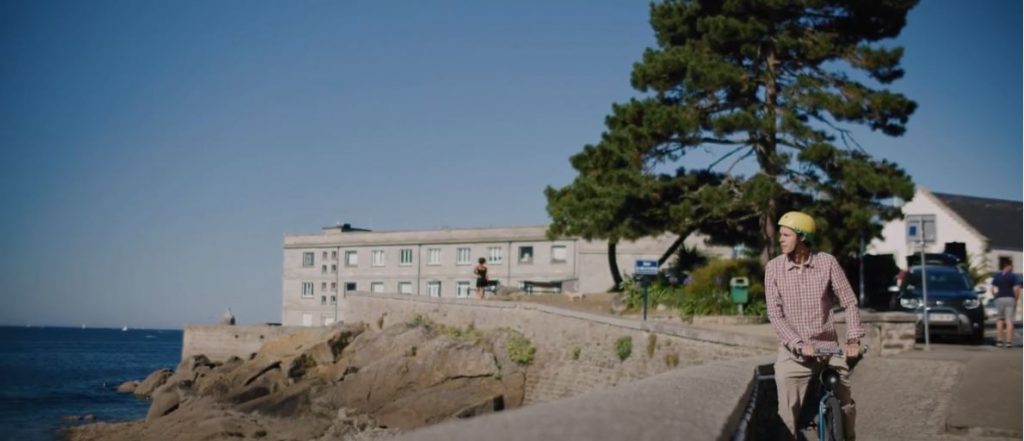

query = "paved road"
[855, 342, 1021, 441]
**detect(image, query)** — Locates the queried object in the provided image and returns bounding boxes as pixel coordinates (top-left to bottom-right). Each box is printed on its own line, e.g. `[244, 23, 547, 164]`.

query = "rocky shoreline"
[65, 318, 531, 441]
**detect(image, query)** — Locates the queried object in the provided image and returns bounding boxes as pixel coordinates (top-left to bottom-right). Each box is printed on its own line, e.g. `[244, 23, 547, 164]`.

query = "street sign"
[905, 214, 936, 245]
[634, 259, 659, 276]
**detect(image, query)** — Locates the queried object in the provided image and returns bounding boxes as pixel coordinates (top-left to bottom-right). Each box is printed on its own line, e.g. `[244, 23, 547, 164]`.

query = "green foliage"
[664, 352, 679, 368]
[679, 259, 767, 316]
[615, 336, 633, 361]
[744, 300, 768, 318]
[620, 276, 683, 310]
[407, 314, 426, 327]
[571, 347, 581, 360]
[546, 0, 918, 267]
[961, 254, 989, 286]
[646, 334, 657, 358]
[507, 336, 536, 365]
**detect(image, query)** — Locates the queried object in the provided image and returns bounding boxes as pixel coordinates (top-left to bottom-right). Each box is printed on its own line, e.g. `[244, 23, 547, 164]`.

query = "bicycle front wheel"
[824, 396, 845, 441]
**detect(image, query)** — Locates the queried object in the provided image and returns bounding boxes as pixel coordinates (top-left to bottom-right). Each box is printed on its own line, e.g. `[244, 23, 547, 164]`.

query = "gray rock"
[134, 369, 173, 397]
[116, 380, 139, 394]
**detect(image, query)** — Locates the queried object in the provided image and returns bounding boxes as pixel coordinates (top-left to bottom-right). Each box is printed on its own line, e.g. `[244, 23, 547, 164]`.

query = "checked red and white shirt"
[765, 251, 864, 357]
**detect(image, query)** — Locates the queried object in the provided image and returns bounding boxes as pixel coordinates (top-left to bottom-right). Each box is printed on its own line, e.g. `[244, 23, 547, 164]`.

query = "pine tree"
[547, 0, 917, 270]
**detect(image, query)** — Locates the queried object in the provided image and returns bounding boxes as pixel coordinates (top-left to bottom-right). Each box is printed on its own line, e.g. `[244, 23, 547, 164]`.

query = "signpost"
[906, 214, 936, 351]
[634, 260, 659, 321]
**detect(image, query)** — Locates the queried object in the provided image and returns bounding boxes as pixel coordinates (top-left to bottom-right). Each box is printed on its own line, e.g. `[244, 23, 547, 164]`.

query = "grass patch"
[615, 336, 632, 361]
[507, 336, 536, 365]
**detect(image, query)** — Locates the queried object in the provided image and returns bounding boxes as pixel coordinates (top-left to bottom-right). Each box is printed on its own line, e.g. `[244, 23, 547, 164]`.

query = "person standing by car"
[765, 211, 864, 440]
[991, 263, 1021, 348]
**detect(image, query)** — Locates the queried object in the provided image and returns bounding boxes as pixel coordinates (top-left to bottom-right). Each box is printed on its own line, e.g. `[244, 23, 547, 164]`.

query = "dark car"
[895, 265, 985, 344]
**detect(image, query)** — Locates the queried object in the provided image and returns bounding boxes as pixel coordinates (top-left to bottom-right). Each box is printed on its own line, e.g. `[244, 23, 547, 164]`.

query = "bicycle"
[806, 345, 869, 441]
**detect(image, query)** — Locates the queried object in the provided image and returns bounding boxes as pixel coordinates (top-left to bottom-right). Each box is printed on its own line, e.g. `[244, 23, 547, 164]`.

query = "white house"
[870, 187, 1023, 272]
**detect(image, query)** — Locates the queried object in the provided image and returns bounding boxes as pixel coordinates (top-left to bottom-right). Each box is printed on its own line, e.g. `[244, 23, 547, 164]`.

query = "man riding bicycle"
[765, 211, 864, 440]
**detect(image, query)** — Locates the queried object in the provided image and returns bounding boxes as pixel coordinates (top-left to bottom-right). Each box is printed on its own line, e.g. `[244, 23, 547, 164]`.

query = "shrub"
[620, 277, 683, 310]
[678, 258, 766, 316]
[615, 336, 633, 361]
[507, 336, 536, 365]
[407, 314, 426, 327]
[664, 352, 680, 367]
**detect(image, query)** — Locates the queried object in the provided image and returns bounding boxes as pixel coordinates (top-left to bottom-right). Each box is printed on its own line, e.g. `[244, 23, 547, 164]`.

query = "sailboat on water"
[121, 325, 128, 332]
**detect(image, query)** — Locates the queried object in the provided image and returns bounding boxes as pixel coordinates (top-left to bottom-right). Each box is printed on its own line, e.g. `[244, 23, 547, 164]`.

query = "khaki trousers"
[774, 347, 856, 440]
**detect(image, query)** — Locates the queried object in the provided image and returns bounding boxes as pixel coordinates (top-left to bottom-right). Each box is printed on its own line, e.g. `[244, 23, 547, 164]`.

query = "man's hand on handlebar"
[844, 341, 861, 360]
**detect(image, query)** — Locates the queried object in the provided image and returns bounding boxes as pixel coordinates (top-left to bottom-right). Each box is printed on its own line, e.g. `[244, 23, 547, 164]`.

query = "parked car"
[892, 265, 986, 344]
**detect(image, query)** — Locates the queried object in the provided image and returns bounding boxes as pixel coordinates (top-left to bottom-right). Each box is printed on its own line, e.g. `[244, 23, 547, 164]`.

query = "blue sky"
[0, 1, 1020, 328]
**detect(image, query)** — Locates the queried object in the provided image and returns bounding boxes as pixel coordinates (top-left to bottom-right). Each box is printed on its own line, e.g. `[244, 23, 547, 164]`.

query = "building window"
[427, 281, 441, 297]
[518, 246, 534, 264]
[331, 264, 337, 273]
[345, 251, 358, 267]
[456, 281, 471, 298]
[552, 245, 568, 263]
[321, 265, 327, 274]
[331, 250, 338, 260]
[398, 282, 413, 295]
[345, 282, 357, 292]
[488, 247, 503, 264]
[427, 248, 441, 265]
[303, 252, 314, 267]
[330, 282, 337, 292]
[322, 251, 328, 260]
[371, 282, 384, 293]
[371, 250, 385, 267]
[400, 249, 413, 266]
[302, 282, 314, 298]
[320, 295, 327, 305]
[321, 282, 327, 291]
[456, 247, 472, 265]
[330, 295, 336, 305]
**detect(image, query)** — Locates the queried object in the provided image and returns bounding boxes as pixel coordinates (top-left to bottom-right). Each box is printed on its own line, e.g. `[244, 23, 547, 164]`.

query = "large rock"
[134, 369, 172, 397]
[116, 381, 139, 394]
[68, 321, 527, 440]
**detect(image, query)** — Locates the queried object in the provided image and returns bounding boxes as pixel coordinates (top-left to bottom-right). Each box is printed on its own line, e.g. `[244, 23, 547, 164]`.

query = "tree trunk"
[758, 47, 781, 267]
[607, 239, 623, 292]
[657, 228, 695, 266]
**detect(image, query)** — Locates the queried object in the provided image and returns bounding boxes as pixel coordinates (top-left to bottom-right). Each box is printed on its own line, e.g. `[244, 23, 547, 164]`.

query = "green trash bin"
[729, 277, 749, 304]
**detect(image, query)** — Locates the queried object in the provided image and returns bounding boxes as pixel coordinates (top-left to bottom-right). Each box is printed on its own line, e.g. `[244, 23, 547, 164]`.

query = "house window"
[427, 248, 441, 265]
[303, 252, 314, 267]
[331, 250, 338, 260]
[456, 247, 472, 265]
[330, 295, 336, 305]
[331, 264, 337, 273]
[345, 251, 358, 267]
[398, 282, 413, 295]
[330, 282, 337, 292]
[518, 246, 534, 264]
[321, 265, 327, 274]
[322, 251, 328, 260]
[552, 245, 568, 263]
[371, 282, 384, 293]
[456, 281, 471, 298]
[321, 282, 327, 291]
[302, 282, 314, 297]
[488, 247, 503, 264]
[400, 249, 413, 266]
[345, 282, 357, 292]
[371, 250, 385, 267]
[427, 281, 441, 297]
[320, 295, 327, 305]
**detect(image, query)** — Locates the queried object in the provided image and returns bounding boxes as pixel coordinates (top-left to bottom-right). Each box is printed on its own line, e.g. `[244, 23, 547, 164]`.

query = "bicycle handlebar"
[813, 344, 870, 359]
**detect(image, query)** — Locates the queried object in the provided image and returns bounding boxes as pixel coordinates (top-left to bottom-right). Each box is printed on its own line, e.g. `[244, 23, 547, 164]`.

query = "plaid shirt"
[765, 251, 864, 357]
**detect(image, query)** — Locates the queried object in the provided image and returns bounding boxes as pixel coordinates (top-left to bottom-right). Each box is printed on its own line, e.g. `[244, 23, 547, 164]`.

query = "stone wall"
[337, 293, 776, 404]
[181, 324, 325, 362]
[836, 311, 918, 356]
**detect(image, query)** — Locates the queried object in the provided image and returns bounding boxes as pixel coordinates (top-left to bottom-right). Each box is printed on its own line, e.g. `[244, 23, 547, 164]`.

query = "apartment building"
[281, 224, 722, 327]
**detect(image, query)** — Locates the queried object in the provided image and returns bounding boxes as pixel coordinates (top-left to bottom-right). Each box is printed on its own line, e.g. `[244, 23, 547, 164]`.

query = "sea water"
[0, 326, 182, 440]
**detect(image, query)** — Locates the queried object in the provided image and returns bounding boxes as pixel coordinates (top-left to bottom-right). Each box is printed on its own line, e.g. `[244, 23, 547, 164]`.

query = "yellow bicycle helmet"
[778, 211, 816, 241]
